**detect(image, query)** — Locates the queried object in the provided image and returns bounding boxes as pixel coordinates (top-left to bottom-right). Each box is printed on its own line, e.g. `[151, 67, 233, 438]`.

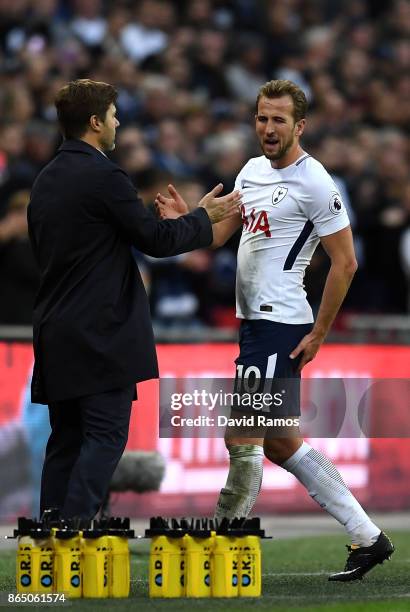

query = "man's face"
[255, 95, 304, 161]
[99, 103, 120, 152]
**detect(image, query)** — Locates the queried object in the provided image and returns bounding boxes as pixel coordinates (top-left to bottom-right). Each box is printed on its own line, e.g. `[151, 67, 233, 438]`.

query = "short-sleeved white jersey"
[235, 152, 350, 324]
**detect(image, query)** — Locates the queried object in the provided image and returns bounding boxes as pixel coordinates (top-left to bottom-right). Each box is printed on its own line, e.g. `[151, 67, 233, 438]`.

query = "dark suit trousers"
[40, 385, 135, 520]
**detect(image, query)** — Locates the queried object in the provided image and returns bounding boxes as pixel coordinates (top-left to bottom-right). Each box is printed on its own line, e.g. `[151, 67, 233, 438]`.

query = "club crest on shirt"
[272, 185, 288, 205]
[329, 192, 343, 215]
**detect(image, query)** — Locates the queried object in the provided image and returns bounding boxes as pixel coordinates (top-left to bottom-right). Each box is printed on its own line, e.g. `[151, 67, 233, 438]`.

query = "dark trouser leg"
[61, 385, 134, 520]
[40, 401, 83, 516]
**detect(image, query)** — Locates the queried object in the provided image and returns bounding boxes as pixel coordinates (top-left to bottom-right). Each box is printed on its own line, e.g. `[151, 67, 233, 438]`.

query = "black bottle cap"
[144, 517, 185, 538]
[215, 517, 271, 538]
[187, 518, 211, 538]
[13, 517, 38, 537]
[108, 529, 135, 538]
[82, 529, 107, 539]
[144, 516, 169, 537]
[54, 529, 79, 540]
[29, 528, 52, 539]
[189, 529, 212, 537]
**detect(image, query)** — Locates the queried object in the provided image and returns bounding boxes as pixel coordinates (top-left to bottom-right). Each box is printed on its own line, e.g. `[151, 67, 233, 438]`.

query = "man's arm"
[103, 169, 240, 258]
[290, 225, 357, 371]
[155, 184, 242, 247]
[211, 213, 242, 247]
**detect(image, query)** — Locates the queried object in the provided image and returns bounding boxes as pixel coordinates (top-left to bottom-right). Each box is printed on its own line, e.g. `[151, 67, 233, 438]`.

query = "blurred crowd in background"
[0, 0, 409, 329]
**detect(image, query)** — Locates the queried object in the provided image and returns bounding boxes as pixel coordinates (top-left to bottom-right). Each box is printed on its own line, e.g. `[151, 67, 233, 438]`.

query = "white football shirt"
[235, 152, 350, 324]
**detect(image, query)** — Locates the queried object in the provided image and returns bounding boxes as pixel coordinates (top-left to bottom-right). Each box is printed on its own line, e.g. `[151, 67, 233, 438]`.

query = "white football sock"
[214, 444, 264, 520]
[281, 442, 380, 547]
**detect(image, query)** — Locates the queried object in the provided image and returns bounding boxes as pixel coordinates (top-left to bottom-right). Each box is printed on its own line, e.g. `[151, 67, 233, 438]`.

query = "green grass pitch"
[1, 531, 409, 611]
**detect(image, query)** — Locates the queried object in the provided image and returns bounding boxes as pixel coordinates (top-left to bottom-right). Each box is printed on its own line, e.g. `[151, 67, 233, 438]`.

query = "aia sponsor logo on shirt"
[240, 205, 271, 237]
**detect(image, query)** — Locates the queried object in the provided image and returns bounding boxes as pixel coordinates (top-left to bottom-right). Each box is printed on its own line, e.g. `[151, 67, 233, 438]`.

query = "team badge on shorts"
[329, 192, 343, 214]
[272, 185, 288, 205]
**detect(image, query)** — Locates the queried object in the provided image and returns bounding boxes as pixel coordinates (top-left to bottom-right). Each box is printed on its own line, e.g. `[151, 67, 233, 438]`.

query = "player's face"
[99, 103, 120, 152]
[255, 96, 304, 161]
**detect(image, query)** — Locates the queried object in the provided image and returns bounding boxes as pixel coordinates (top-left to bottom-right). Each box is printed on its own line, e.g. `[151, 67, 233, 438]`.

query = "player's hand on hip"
[289, 331, 323, 372]
[199, 183, 242, 224]
[155, 183, 189, 219]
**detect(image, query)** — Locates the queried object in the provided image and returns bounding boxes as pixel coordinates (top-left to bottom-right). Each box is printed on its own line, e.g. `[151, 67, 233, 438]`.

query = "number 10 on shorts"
[235, 354, 278, 393]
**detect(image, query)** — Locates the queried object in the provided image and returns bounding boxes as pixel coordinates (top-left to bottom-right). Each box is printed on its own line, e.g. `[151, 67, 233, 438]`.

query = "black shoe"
[328, 532, 394, 582]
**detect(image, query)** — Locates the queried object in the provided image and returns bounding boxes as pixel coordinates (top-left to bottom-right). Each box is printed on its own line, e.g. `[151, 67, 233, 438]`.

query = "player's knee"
[224, 436, 236, 452]
[263, 440, 285, 464]
[224, 437, 263, 452]
[263, 438, 302, 465]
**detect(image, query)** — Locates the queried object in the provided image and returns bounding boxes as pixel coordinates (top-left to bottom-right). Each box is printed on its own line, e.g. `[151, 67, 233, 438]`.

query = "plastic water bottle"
[146, 517, 186, 598]
[211, 519, 239, 598]
[15, 519, 36, 593]
[106, 518, 134, 598]
[185, 518, 213, 598]
[82, 527, 109, 598]
[30, 527, 54, 593]
[53, 528, 82, 598]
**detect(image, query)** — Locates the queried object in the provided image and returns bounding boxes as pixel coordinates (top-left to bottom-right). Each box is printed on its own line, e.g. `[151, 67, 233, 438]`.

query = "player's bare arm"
[211, 213, 242, 248]
[155, 184, 242, 244]
[290, 225, 357, 371]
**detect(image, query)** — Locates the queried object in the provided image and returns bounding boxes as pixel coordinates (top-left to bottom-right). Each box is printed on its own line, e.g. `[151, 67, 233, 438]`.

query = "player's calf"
[214, 442, 264, 520]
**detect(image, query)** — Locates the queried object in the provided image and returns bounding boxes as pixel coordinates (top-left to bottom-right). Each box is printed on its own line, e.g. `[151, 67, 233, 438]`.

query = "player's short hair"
[256, 80, 308, 123]
[55, 79, 118, 139]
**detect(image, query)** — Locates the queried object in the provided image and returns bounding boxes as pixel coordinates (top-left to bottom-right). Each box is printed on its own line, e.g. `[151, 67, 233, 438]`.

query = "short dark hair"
[55, 79, 118, 139]
[256, 79, 308, 123]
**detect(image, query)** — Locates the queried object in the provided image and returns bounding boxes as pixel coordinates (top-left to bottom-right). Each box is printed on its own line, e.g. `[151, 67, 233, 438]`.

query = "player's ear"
[295, 119, 306, 137]
[89, 114, 102, 133]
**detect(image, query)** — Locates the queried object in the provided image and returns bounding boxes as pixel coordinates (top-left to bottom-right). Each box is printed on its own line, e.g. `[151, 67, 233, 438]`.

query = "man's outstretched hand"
[199, 183, 242, 224]
[155, 184, 189, 219]
[155, 183, 241, 224]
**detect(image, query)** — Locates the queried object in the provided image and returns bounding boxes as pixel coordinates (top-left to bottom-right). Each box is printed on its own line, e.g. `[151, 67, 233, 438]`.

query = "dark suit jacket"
[28, 139, 212, 403]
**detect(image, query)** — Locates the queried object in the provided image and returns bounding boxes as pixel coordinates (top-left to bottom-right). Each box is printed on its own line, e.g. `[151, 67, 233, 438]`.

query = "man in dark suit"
[28, 79, 240, 520]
